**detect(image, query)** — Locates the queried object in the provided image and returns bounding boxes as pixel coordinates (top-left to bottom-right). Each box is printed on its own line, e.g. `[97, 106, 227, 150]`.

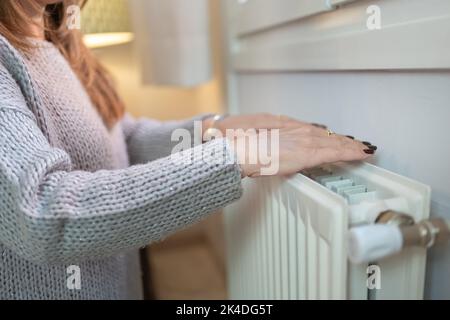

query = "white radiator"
[224, 162, 431, 300]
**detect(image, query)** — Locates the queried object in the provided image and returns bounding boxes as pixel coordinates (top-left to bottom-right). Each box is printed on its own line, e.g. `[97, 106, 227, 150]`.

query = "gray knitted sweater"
[0, 35, 243, 300]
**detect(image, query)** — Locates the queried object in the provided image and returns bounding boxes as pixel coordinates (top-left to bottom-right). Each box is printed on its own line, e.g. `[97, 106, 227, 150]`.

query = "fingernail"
[362, 141, 372, 146]
[346, 135, 355, 140]
[368, 145, 378, 151]
[364, 149, 375, 154]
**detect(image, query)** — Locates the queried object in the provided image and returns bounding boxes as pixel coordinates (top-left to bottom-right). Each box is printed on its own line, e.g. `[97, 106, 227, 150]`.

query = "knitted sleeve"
[0, 106, 242, 265]
[121, 113, 213, 164]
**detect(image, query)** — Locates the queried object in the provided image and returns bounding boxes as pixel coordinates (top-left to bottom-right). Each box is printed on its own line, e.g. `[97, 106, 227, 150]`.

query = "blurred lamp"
[81, 0, 134, 49]
[130, 0, 212, 87]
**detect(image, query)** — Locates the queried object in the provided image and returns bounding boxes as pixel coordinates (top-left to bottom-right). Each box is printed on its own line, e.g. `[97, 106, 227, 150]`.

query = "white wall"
[234, 71, 450, 299]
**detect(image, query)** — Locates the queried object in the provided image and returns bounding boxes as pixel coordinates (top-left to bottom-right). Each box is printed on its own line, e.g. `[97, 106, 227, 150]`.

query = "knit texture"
[0, 36, 243, 299]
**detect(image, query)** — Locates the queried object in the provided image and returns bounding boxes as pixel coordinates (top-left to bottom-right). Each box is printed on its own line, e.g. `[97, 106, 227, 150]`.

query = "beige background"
[94, 0, 225, 120]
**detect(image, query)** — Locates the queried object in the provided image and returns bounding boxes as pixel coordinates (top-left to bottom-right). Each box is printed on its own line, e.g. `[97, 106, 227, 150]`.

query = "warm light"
[81, 0, 133, 48]
[83, 32, 134, 49]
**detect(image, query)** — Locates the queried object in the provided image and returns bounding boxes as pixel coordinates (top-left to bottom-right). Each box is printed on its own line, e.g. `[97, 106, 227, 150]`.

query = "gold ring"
[327, 129, 335, 137]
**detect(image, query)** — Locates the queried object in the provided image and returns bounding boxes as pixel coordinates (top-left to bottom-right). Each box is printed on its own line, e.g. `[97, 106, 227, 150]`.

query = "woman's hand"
[203, 113, 377, 178]
[231, 125, 376, 178]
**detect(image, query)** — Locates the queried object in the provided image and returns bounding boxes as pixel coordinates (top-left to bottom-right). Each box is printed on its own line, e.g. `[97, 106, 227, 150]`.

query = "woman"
[0, 0, 376, 300]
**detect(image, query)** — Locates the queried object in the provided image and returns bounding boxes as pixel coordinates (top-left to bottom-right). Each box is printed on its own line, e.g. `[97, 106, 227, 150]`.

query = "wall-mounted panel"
[235, 0, 333, 36]
[231, 0, 450, 71]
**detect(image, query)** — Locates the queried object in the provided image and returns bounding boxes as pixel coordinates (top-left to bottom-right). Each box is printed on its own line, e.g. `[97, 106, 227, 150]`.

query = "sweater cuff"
[168, 136, 244, 215]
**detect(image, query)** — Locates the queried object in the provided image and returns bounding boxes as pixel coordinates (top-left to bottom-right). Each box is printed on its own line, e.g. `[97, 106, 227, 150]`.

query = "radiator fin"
[225, 176, 348, 299]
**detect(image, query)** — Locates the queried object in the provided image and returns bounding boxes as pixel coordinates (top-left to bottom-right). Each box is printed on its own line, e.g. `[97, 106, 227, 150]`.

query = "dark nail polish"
[364, 149, 375, 154]
[346, 135, 355, 140]
[362, 141, 372, 146]
[368, 145, 378, 151]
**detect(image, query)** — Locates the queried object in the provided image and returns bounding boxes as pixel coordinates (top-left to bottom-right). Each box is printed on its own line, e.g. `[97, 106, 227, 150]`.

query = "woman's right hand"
[231, 125, 377, 178]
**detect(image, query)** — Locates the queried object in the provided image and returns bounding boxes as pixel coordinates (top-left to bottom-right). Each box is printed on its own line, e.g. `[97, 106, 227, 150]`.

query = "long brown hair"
[0, 0, 125, 128]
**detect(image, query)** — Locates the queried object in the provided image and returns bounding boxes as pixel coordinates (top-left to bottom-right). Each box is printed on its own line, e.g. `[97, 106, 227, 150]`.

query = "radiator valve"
[348, 211, 450, 264]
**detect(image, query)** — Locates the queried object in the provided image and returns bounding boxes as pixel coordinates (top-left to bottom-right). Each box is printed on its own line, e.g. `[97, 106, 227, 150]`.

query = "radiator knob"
[347, 224, 403, 264]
